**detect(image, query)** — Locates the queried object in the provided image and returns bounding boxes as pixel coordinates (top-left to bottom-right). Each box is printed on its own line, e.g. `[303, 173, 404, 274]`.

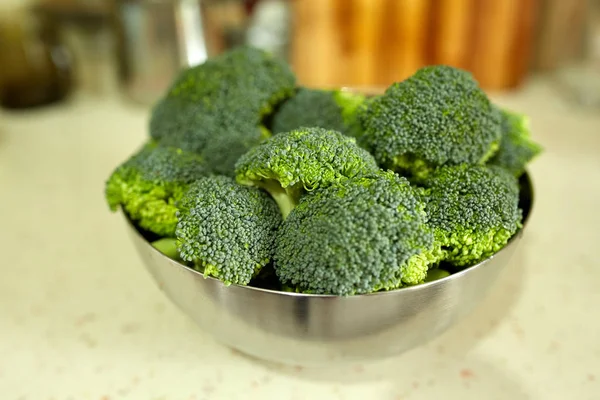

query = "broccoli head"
[487, 106, 542, 177]
[234, 127, 380, 218]
[105, 143, 207, 237]
[149, 46, 296, 175]
[270, 87, 367, 137]
[274, 171, 439, 296]
[358, 65, 502, 180]
[175, 175, 282, 286]
[422, 164, 522, 267]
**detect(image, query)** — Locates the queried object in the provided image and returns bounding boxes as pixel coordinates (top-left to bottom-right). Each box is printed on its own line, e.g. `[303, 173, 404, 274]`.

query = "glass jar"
[0, 6, 72, 109]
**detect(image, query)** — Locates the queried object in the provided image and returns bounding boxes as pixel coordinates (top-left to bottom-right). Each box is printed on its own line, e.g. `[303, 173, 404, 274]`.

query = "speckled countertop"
[1, 79, 599, 400]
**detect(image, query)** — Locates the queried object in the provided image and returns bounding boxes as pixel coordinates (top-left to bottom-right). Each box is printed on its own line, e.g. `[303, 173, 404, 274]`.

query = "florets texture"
[149, 46, 296, 175]
[358, 65, 501, 179]
[105, 143, 207, 236]
[422, 164, 522, 267]
[270, 88, 366, 137]
[175, 176, 282, 285]
[274, 171, 437, 295]
[234, 127, 380, 217]
[488, 107, 542, 177]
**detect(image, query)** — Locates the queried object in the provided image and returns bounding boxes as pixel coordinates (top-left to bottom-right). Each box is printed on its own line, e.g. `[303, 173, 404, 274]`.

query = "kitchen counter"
[0, 79, 598, 400]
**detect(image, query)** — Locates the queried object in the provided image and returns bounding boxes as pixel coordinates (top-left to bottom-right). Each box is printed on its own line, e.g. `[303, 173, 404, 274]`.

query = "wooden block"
[433, 0, 476, 71]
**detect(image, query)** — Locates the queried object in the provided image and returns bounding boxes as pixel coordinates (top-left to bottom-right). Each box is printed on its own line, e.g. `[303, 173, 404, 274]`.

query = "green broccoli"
[487, 106, 542, 177]
[175, 175, 282, 286]
[104, 44, 540, 295]
[105, 143, 207, 237]
[151, 238, 180, 260]
[234, 127, 380, 218]
[274, 171, 440, 296]
[422, 164, 522, 267]
[149, 46, 296, 176]
[424, 268, 450, 282]
[270, 87, 366, 137]
[358, 65, 502, 180]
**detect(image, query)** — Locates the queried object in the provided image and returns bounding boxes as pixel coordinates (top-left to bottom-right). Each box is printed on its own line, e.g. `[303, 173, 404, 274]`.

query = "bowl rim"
[125, 171, 534, 299]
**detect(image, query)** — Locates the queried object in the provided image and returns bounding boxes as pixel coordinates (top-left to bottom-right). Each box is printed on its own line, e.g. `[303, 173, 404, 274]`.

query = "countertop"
[0, 79, 599, 400]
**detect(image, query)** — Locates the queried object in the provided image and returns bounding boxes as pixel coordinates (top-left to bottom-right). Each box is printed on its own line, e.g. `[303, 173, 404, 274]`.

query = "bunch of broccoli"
[105, 46, 541, 295]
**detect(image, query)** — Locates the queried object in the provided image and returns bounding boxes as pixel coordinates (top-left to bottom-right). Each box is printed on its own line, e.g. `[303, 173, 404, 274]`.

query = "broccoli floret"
[149, 46, 296, 176]
[234, 127, 380, 218]
[274, 171, 439, 296]
[105, 143, 207, 236]
[488, 106, 542, 177]
[175, 175, 282, 286]
[270, 88, 366, 137]
[358, 65, 502, 180]
[422, 164, 522, 267]
[335, 90, 368, 136]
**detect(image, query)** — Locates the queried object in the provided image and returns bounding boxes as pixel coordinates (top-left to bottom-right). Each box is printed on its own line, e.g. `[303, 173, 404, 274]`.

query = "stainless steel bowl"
[125, 173, 534, 366]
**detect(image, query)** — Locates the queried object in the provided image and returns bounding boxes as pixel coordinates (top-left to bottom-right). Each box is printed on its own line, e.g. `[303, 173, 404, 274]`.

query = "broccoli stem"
[259, 124, 272, 140]
[425, 268, 450, 282]
[479, 139, 501, 163]
[260, 180, 297, 219]
[151, 238, 179, 260]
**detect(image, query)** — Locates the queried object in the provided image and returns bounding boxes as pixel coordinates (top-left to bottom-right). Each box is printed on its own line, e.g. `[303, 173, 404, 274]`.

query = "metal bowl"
[125, 172, 534, 366]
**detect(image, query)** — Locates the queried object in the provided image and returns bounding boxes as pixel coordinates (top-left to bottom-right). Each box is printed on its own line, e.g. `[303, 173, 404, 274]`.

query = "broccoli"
[234, 127, 380, 218]
[270, 87, 367, 137]
[104, 45, 539, 295]
[151, 238, 180, 260]
[358, 65, 502, 180]
[105, 143, 207, 237]
[424, 268, 450, 282]
[274, 171, 440, 296]
[175, 175, 282, 286]
[422, 164, 522, 267]
[487, 106, 542, 177]
[149, 46, 296, 176]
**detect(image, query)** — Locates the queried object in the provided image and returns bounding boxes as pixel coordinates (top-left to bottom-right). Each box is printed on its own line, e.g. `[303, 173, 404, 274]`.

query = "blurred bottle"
[246, 0, 292, 60]
[113, 0, 211, 105]
[0, 6, 73, 109]
[113, 0, 292, 106]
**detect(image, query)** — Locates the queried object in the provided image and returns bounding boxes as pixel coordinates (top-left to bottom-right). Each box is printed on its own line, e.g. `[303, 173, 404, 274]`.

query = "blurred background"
[1, 0, 599, 110]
